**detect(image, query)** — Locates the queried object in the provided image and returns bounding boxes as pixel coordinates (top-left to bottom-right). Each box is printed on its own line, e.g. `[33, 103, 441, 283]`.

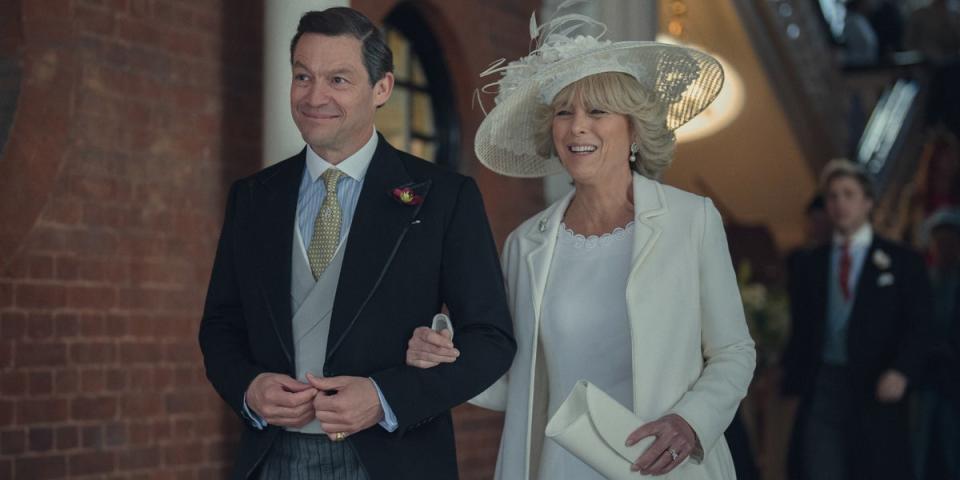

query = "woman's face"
[551, 96, 633, 186]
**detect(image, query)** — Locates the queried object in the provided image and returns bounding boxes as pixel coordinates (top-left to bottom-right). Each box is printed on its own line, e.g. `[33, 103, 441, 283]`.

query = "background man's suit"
[782, 235, 932, 480]
[199, 136, 516, 479]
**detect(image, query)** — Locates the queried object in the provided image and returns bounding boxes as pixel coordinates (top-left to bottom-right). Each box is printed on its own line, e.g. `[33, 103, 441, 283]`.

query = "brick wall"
[0, 0, 262, 478]
[0, 0, 543, 479]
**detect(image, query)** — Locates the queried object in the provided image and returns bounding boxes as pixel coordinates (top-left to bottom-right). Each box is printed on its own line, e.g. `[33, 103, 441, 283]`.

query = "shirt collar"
[833, 223, 873, 248]
[305, 129, 378, 182]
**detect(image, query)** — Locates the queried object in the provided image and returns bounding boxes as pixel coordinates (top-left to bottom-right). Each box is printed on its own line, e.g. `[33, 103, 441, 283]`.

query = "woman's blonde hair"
[534, 72, 676, 179]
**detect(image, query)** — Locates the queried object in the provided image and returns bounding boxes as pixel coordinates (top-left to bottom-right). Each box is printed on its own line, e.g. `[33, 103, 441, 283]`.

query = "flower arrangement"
[737, 260, 790, 370]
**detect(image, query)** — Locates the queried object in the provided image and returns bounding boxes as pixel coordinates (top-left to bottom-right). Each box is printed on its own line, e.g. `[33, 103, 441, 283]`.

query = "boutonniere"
[391, 186, 424, 206]
[877, 272, 895, 287]
[873, 249, 891, 270]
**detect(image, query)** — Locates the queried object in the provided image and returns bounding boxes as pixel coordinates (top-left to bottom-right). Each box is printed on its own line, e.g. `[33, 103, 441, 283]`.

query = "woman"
[406, 11, 755, 479]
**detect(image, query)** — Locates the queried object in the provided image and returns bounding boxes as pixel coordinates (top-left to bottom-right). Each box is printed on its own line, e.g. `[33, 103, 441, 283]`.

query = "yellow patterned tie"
[307, 168, 344, 279]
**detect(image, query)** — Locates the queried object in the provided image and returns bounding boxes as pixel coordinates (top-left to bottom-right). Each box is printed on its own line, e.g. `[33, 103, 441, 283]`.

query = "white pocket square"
[877, 272, 895, 287]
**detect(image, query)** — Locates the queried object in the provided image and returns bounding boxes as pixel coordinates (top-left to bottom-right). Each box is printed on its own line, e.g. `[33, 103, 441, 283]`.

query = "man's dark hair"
[290, 8, 394, 86]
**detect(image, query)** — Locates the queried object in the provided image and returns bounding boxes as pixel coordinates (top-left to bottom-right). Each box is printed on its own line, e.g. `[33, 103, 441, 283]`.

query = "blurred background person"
[913, 208, 960, 480]
[781, 159, 933, 480]
[867, 0, 905, 61]
[842, 0, 881, 65]
[905, 0, 960, 134]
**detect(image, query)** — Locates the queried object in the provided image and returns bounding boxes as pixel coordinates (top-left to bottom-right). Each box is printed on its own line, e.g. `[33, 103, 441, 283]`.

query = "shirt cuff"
[242, 395, 267, 430]
[371, 378, 399, 432]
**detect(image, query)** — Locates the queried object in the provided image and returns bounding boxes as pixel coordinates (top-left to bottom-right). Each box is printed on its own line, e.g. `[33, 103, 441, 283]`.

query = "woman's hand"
[626, 413, 700, 475]
[405, 326, 460, 368]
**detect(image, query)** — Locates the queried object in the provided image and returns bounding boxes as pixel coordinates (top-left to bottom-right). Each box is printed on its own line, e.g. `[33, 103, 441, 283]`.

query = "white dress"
[538, 222, 635, 480]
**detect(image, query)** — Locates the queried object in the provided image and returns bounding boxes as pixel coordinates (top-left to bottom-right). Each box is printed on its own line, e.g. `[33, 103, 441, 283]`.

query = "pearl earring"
[629, 143, 639, 163]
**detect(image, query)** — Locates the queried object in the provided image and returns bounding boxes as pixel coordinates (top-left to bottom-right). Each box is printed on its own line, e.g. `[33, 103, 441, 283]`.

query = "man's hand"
[876, 369, 908, 403]
[626, 414, 701, 475]
[306, 373, 385, 441]
[245, 373, 318, 427]
[406, 326, 459, 369]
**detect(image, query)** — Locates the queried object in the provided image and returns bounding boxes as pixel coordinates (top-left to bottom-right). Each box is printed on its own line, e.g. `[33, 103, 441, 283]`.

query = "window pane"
[411, 56, 427, 88]
[376, 86, 410, 151]
[412, 92, 435, 137]
[410, 137, 436, 162]
[388, 29, 410, 82]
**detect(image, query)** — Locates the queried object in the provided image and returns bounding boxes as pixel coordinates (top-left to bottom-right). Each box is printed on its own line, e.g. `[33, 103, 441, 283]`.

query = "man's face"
[290, 34, 393, 161]
[825, 175, 873, 236]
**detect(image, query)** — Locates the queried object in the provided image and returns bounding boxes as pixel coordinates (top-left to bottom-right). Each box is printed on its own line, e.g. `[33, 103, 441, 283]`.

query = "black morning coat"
[782, 235, 933, 480]
[199, 136, 517, 479]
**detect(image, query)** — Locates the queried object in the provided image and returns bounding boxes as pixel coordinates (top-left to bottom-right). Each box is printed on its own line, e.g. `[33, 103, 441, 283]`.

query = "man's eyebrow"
[291, 62, 357, 77]
[325, 67, 358, 77]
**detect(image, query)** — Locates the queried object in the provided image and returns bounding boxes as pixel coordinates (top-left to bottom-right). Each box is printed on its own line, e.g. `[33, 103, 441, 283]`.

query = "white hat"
[474, 5, 725, 178]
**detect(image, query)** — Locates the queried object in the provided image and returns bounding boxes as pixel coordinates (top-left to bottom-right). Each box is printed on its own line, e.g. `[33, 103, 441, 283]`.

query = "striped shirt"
[297, 130, 378, 250]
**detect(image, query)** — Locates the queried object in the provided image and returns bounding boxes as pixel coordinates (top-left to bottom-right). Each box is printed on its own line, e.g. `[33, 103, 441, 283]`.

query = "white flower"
[741, 284, 767, 310]
[873, 249, 891, 270]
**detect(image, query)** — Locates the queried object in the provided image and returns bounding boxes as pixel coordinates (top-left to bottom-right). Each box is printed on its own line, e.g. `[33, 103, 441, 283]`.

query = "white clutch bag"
[545, 380, 656, 480]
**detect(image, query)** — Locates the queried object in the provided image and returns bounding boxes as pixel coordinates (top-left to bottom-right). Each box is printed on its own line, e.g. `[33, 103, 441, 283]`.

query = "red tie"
[839, 242, 851, 300]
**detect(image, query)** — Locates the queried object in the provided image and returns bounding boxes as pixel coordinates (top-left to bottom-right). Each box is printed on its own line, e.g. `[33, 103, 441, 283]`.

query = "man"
[781, 159, 932, 480]
[198, 8, 515, 480]
[914, 209, 960, 479]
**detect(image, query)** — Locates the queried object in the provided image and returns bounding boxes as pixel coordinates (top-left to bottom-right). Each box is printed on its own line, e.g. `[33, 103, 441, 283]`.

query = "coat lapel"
[254, 151, 306, 367]
[849, 238, 882, 331]
[523, 190, 573, 327]
[326, 137, 429, 361]
[626, 175, 667, 289]
[810, 244, 831, 346]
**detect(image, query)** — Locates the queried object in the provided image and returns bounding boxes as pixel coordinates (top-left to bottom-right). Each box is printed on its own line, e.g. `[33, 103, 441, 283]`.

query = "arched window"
[375, 3, 459, 169]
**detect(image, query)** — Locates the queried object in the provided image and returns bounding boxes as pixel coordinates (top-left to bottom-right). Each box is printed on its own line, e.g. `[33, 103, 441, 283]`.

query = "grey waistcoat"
[287, 226, 347, 434]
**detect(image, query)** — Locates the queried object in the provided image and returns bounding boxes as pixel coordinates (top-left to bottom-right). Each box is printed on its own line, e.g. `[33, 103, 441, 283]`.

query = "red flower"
[392, 187, 423, 205]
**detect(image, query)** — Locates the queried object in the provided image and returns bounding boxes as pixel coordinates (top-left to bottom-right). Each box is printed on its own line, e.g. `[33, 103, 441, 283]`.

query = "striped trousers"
[258, 431, 369, 480]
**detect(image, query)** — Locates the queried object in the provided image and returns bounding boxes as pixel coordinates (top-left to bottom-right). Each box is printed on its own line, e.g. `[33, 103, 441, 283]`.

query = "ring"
[333, 432, 346, 442]
[668, 448, 679, 461]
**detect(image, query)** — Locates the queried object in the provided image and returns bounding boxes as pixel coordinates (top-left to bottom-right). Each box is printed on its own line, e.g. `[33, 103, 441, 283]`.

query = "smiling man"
[198, 8, 515, 480]
[782, 159, 933, 480]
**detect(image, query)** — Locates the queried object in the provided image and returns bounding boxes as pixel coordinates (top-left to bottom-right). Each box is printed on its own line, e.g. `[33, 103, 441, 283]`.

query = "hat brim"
[475, 42, 724, 178]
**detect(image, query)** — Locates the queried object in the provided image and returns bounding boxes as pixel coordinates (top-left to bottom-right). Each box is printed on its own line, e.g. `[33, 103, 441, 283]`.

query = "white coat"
[472, 173, 756, 479]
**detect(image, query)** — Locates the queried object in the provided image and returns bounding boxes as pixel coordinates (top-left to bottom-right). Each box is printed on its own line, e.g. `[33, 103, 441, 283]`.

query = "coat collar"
[520, 173, 668, 325]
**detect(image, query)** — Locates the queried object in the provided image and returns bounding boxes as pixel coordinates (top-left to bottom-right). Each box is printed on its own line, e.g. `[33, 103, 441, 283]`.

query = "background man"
[782, 159, 933, 480]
